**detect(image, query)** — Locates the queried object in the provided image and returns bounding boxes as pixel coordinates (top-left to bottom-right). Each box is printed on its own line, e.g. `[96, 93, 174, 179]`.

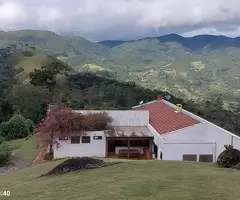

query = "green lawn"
[1, 159, 240, 200]
[6, 135, 39, 160]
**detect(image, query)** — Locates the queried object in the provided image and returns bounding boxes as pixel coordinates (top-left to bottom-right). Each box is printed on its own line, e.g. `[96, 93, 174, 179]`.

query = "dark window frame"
[82, 136, 91, 143]
[59, 136, 69, 141]
[183, 154, 197, 161]
[71, 136, 80, 144]
[199, 154, 213, 163]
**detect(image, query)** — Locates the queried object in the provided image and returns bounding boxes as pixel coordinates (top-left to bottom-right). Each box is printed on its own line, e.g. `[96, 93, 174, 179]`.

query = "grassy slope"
[64, 36, 110, 59]
[4, 51, 70, 84]
[6, 135, 39, 160]
[1, 160, 240, 200]
[0, 30, 76, 55]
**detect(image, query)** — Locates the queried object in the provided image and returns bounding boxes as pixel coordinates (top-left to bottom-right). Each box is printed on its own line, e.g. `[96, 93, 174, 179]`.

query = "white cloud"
[37, 7, 62, 25]
[0, 1, 26, 22]
[1, 0, 240, 41]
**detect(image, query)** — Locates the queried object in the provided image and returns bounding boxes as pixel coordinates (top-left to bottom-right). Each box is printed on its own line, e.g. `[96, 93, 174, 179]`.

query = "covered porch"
[105, 126, 154, 160]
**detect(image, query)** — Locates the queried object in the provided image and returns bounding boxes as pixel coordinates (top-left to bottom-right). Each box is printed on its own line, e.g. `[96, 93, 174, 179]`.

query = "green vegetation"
[0, 30, 77, 55]
[69, 34, 240, 104]
[6, 84, 50, 123]
[0, 49, 240, 137]
[6, 135, 38, 160]
[1, 30, 240, 103]
[0, 31, 240, 199]
[1, 160, 240, 199]
[29, 60, 70, 94]
[217, 145, 240, 168]
[0, 31, 240, 139]
[0, 142, 12, 167]
[0, 114, 34, 140]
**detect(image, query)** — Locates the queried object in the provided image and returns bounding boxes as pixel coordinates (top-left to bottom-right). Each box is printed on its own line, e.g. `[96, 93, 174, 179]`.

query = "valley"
[1, 30, 240, 104]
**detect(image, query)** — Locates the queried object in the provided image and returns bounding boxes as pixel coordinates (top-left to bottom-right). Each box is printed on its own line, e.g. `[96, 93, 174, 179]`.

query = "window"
[183, 154, 197, 161]
[199, 155, 213, 163]
[82, 136, 91, 143]
[59, 136, 68, 140]
[93, 136, 102, 140]
[71, 136, 80, 144]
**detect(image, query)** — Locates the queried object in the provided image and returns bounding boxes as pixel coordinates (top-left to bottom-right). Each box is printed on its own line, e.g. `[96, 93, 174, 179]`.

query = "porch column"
[157, 147, 161, 160]
[105, 138, 108, 158]
[157, 137, 162, 160]
[149, 139, 152, 159]
[127, 138, 130, 159]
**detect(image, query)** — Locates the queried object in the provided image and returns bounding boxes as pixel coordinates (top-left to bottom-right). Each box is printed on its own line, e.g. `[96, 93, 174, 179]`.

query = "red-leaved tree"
[37, 105, 112, 152]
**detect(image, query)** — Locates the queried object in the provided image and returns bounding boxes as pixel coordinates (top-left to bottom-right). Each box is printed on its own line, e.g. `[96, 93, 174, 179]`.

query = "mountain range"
[0, 30, 240, 104]
[100, 33, 240, 50]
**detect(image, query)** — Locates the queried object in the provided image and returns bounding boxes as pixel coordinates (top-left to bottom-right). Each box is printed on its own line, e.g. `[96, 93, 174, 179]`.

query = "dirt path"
[0, 144, 47, 176]
[32, 146, 48, 164]
[0, 157, 32, 176]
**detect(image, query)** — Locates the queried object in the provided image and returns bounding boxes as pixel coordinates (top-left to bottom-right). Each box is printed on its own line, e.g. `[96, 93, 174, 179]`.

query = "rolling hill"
[1, 158, 240, 200]
[1, 51, 70, 84]
[100, 33, 240, 50]
[99, 34, 240, 103]
[0, 30, 110, 59]
[1, 30, 240, 103]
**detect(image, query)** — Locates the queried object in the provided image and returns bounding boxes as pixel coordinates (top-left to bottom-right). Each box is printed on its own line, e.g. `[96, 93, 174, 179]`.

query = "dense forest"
[0, 49, 239, 141]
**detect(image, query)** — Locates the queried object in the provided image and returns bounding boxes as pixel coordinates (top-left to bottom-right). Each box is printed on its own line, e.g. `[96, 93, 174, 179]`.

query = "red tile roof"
[133, 100, 199, 135]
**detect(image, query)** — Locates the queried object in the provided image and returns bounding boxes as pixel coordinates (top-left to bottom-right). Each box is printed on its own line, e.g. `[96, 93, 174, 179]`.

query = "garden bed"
[41, 157, 120, 176]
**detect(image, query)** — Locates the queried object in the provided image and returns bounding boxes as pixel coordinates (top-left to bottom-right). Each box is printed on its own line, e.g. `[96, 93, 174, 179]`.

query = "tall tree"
[7, 85, 50, 123]
[29, 61, 70, 100]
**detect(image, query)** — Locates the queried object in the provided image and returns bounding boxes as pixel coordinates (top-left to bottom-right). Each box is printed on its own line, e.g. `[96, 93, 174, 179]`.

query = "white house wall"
[161, 123, 208, 143]
[159, 123, 217, 161]
[147, 124, 165, 159]
[53, 131, 106, 159]
[162, 143, 216, 161]
[162, 100, 240, 160]
[206, 124, 240, 158]
[77, 110, 149, 126]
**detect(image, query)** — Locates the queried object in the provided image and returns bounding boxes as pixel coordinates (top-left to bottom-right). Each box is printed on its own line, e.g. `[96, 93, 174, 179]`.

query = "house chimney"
[157, 95, 162, 101]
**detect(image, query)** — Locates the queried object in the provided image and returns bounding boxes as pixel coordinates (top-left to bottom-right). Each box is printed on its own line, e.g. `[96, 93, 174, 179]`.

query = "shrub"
[0, 142, 12, 167]
[0, 115, 34, 140]
[0, 122, 10, 138]
[0, 135, 4, 144]
[26, 119, 35, 133]
[217, 145, 240, 168]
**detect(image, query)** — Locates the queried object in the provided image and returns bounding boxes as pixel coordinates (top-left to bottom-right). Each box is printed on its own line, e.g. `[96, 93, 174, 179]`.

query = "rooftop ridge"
[132, 100, 158, 108]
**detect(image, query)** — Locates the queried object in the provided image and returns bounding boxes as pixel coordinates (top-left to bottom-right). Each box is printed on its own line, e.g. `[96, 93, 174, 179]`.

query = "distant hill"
[99, 40, 126, 48]
[64, 36, 110, 59]
[99, 34, 240, 50]
[98, 34, 240, 103]
[0, 30, 77, 55]
[0, 30, 111, 59]
[1, 30, 240, 104]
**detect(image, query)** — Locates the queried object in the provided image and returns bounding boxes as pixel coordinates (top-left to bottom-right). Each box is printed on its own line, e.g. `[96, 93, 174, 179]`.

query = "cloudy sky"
[0, 0, 240, 41]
